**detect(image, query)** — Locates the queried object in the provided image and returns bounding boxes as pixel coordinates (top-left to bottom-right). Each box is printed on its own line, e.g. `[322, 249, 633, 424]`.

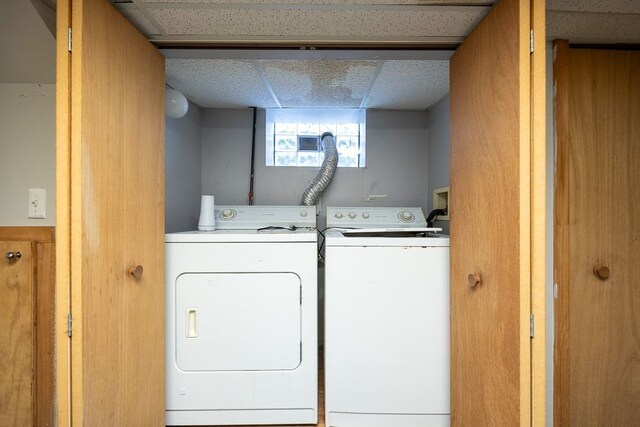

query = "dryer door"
[175, 273, 302, 371]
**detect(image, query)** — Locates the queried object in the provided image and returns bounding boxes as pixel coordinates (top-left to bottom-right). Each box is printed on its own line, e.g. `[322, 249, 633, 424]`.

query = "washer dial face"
[398, 211, 415, 223]
[219, 209, 237, 220]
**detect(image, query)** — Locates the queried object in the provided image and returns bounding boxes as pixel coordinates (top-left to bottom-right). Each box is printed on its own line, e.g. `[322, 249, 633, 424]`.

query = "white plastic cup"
[198, 195, 216, 231]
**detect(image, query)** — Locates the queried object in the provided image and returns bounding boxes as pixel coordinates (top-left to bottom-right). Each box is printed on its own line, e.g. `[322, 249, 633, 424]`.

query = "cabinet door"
[0, 241, 34, 426]
[56, 0, 165, 424]
[450, 0, 544, 424]
[554, 44, 640, 426]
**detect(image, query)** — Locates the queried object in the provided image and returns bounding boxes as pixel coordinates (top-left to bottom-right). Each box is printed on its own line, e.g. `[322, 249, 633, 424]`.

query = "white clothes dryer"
[324, 206, 450, 427]
[165, 206, 318, 426]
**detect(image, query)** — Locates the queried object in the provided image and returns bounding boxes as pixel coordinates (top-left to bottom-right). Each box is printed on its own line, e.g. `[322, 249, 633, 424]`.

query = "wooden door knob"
[468, 273, 481, 288]
[593, 265, 610, 280]
[129, 265, 144, 280]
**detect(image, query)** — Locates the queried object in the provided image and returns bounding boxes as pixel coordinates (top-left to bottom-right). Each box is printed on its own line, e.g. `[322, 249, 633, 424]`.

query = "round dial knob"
[300, 211, 308, 218]
[220, 209, 237, 220]
[398, 211, 415, 222]
[362, 213, 370, 219]
[335, 212, 343, 219]
[348, 212, 357, 219]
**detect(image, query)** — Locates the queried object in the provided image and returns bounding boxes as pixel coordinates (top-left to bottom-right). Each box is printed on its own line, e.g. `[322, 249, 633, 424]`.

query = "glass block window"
[266, 109, 366, 168]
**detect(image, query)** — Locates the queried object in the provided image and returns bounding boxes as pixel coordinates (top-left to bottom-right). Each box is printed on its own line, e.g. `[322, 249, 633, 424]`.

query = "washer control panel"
[327, 207, 427, 229]
[214, 205, 316, 229]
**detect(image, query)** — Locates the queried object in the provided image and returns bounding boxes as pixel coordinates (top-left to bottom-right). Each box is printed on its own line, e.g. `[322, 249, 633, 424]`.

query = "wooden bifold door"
[554, 42, 640, 426]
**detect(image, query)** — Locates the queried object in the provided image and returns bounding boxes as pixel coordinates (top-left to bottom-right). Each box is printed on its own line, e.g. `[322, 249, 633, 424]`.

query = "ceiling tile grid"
[364, 60, 449, 110]
[165, 59, 279, 108]
[146, 7, 486, 39]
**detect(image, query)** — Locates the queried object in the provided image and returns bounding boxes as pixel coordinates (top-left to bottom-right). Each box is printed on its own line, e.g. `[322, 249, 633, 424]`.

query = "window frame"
[266, 109, 366, 168]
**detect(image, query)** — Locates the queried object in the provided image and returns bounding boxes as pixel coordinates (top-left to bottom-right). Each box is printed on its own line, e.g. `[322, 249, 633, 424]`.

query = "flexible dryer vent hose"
[301, 132, 339, 206]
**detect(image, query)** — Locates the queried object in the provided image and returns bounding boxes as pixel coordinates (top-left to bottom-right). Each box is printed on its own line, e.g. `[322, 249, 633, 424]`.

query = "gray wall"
[165, 102, 202, 232]
[201, 108, 430, 229]
[0, 83, 55, 226]
[425, 95, 450, 234]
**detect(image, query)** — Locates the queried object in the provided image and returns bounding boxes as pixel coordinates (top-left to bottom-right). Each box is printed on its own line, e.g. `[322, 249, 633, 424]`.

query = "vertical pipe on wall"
[248, 107, 257, 205]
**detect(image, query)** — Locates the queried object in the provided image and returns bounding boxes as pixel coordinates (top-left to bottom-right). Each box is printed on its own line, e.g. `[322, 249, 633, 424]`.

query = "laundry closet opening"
[162, 47, 453, 426]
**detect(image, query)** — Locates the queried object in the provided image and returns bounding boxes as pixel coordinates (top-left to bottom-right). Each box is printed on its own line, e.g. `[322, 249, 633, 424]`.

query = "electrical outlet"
[28, 188, 46, 219]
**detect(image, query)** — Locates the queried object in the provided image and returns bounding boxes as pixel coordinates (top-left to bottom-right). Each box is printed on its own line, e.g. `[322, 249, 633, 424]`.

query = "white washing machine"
[324, 206, 450, 427]
[165, 205, 318, 426]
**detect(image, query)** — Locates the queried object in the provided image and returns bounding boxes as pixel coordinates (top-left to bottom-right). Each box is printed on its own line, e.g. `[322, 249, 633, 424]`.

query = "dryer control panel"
[215, 205, 316, 230]
[326, 207, 427, 229]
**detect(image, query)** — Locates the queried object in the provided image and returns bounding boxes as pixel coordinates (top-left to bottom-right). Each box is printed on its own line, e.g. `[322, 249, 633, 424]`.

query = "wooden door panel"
[450, 0, 530, 424]
[0, 241, 35, 426]
[70, 0, 165, 424]
[555, 47, 640, 426]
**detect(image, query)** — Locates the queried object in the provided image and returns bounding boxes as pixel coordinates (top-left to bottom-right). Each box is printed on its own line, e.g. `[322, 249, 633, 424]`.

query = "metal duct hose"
[301, 132, 339, 206]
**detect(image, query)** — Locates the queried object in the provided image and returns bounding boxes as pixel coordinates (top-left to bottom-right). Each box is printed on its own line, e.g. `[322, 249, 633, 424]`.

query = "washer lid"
[324, 229, 449, 247]
[166, 229, 317, 243]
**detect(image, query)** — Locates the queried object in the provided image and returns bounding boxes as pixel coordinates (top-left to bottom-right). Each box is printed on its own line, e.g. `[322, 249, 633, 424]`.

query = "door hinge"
[530, 30, 534, 54]
[67, 312, 73, 337]
[530, 313, 534, 338]
[300, 341, 303, 362]
[300, 285, 302, 305]
[68, 28, 72, 52]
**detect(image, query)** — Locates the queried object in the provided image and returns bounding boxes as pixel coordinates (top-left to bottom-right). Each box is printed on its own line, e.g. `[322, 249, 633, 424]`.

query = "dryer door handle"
[186, 308, 198, 338]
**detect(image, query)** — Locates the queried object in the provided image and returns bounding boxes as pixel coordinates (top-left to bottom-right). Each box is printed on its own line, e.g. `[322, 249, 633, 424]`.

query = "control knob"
[335, 212, 343, 219]
[398, 210, 415, 222]
[362, 213, 370, 219]
[220, 209, 237, 220]
[348, 212, 357, 219]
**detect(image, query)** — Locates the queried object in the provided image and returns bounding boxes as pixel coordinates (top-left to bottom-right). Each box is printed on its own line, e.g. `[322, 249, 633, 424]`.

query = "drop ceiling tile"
[364, 60, 449, 110]
[165, 59, 278, 108]
[258, 60, 378, 108]
[547, 11, 640, 43]
[146, 7, 486, 40]
[113, 4, 161, 35]
[547, 0, 640, 14]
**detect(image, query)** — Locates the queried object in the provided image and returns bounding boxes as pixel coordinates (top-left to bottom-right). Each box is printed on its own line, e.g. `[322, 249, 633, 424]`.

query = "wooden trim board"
[552, 39, 570, 427]
[55, 0, 72, 425]
[530, 0, 547, 425]
[0, 227, 54, 243]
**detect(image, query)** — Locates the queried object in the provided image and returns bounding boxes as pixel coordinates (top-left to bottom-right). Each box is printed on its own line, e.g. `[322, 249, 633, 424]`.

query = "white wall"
[165, 102, 203, 233]
[201, 108, 430, 228]
[425, 95, 450, 234]
[0, 83, 55, 226]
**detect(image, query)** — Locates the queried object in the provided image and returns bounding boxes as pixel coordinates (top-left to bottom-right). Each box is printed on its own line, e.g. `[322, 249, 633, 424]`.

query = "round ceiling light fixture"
[165, 88, 189, 119]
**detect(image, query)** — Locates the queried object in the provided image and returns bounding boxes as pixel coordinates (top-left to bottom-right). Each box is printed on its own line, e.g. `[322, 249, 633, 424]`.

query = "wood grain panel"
[564, 48, 640, 426]
[35, 242, 55, 427]
[450, 0, 530, 424]
[0, 227, 54, 243]
[0, 241, 35, 426]
[70, 0, 165, 424]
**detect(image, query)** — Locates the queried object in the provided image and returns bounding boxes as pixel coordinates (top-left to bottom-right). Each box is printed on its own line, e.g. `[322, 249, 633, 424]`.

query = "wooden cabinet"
[0, 227, 55, 427]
